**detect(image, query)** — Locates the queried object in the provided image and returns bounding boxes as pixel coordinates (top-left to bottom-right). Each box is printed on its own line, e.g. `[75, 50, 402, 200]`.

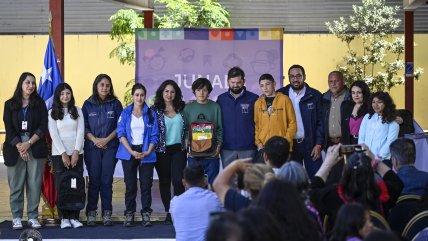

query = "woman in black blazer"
[3, 72, 48, 230]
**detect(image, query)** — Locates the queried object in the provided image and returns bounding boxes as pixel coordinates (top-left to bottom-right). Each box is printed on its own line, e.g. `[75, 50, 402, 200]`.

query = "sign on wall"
[135, 28, 283, 103]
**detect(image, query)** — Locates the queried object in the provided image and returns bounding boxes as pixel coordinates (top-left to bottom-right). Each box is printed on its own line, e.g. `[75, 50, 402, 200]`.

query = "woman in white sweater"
[48, 83, 85, 229]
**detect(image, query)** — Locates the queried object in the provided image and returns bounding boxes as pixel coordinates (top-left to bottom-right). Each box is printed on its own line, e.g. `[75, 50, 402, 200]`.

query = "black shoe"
[86, 211, 97, 227]
[142, 212, 152, 227]
[103, 210, 113, 226]
[123, 211, 134, 227]
[164, 213, 172, 225]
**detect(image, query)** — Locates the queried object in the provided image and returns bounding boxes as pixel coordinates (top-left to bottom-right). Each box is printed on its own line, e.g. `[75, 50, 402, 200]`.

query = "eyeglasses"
[288, 74, 303, 80]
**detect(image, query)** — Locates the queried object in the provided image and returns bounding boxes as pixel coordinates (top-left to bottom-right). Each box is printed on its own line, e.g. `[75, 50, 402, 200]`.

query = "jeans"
[155, 144, 187, 212]
[84, 147, 117, 213]
[291, 140, 322, 179]
[187, 156, 220, 185]
[122, 145, 155, 213]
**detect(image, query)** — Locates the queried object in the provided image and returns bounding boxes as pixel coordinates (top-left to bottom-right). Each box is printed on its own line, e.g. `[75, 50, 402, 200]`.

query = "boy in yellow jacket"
[255, 73, 297, 151]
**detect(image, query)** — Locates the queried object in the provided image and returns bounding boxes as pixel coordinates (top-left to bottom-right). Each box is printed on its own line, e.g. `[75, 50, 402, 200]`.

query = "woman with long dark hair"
[253, 179, 323, 241]
[358, 91, 399, 160]
[151, 79, 186, 224]
[82, 74, 123, 226]
[330, 203, 374, 241]
[342, 81, 371, 144]
[116, 83, 159, 227]
[3, 72, 48, 229]
[48, 83, 84, 229]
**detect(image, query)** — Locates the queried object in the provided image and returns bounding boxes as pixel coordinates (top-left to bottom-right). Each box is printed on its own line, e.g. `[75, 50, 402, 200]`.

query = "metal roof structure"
[0, 0, 427, 34]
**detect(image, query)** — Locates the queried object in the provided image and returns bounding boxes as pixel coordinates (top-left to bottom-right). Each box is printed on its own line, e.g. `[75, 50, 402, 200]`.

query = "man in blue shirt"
[390, 138, 428, 196]
[217, 67, 259, 168]
[170, 164, 223, 241]
[277, 64, 324, 178]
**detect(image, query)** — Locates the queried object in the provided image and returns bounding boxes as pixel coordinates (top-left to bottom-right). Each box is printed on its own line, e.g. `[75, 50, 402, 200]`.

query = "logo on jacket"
[241, 104, 249, 114]
[307, 103, 314, 110]
[107, 111, 115, 118]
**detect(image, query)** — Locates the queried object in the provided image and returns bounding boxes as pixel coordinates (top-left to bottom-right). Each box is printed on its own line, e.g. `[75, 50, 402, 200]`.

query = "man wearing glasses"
[277, 65, 324, 178]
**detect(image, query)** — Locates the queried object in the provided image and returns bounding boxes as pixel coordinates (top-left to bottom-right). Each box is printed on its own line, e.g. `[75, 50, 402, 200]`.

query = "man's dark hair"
[264, 136, 290, 168]
[288, 64, 305, 76]
[390, 138, 416, 166]
[228, 66, 245, 80]
[184, 163, 205, 186]
[258, 73, 275, 84]
[192, 77, 213, 94]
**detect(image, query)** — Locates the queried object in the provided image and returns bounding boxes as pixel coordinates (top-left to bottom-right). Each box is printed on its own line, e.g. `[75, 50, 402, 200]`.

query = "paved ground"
[0, 156, 167, 224]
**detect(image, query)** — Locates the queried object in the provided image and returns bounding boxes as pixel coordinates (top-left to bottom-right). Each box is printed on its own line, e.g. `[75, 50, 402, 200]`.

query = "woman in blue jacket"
[82, 74, 123, 226]
[116, 83, 159, 227]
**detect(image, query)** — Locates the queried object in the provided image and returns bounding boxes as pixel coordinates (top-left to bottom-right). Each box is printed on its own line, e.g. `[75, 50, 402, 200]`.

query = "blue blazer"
[115, 103, 159, 163]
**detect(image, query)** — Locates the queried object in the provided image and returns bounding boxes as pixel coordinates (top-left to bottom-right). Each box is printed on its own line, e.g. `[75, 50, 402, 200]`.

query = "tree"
[325, 0, 423, 91]
[109, 1, 230, 105]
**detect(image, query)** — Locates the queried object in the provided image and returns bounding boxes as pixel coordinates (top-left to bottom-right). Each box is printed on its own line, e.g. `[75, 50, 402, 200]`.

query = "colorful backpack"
[189, 114, 217, 157]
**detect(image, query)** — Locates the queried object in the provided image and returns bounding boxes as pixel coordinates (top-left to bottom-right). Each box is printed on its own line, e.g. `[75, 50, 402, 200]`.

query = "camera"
[339, 144, 364, 156]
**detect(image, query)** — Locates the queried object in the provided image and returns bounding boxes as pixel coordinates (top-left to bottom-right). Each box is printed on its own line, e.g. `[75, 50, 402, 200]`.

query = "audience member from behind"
[330, 203, 374, 241]
[390, 138, 428, 196]
[237, 207, 285, 241]
[213, 159, 274, 212]
[263, 136, 290, 172]
[277, 161, 323, 232]
[310, 144, 403, 230]
[48, 83, 85, 229]
[253, 179, 323, 241]
[170, 163, 223, 241]
[206, 212, 242, 241]
[3, 72, 48, 230]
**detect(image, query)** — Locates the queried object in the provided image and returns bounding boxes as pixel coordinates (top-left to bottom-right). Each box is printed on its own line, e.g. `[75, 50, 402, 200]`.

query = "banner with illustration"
[135, 28, 283, 103]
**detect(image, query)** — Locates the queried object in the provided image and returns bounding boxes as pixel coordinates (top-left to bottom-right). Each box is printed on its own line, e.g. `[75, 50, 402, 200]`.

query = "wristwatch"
[28, 140, 32, 146]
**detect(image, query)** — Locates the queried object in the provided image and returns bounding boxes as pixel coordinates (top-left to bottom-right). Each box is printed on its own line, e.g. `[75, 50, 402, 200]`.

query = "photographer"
[213, 158, 274, 212]
[309, 144, 403, 231]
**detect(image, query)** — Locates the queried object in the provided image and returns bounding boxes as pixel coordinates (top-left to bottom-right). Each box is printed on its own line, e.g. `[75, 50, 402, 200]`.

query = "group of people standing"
[3, 63, 405, 231]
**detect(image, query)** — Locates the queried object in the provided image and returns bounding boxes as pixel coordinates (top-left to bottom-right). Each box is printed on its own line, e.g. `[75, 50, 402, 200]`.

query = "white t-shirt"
[131, 114, 144, 145]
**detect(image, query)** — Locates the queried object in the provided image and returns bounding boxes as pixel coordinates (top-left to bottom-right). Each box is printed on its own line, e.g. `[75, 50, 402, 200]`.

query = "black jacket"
[3, 97, 48, 166]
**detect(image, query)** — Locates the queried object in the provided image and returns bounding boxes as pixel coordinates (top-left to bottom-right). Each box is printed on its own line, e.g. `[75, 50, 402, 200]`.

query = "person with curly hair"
[358, 91, 399, 161]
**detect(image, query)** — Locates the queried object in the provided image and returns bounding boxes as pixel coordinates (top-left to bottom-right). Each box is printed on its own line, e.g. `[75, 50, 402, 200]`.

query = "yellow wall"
[1, 34, 427, 133]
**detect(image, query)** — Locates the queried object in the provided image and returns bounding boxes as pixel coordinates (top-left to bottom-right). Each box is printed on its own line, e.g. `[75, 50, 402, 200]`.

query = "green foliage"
[109, 1, 230, 105]
[326, 0, 423, 91]
[155, 0, 230, 28]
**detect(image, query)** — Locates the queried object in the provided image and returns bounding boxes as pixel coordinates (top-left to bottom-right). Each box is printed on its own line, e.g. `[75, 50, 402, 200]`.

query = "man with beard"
[217, 67, 259, 169]
[277, 65, 323, 178]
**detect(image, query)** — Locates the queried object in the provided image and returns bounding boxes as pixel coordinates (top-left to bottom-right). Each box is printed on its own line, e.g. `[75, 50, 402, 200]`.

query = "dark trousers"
[122, 146, 154, 214]
[187, 156, 220, 185]
[52, 154, 84, 219]
[84, 147, 117, 213]
[291, 139, 323, 179]
[155, 144, 187, 212]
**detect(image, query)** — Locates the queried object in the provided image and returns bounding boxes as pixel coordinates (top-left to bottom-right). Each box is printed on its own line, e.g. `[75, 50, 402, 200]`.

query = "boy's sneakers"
[28, 218, 42, 229]
[87, 211, 97, 226]
[70, 219, 83, 228]
[103, 210, 113, 226]
[60, 219, 72, 229]
[12, 218, 23, 230]
[142, 212, 152, 227]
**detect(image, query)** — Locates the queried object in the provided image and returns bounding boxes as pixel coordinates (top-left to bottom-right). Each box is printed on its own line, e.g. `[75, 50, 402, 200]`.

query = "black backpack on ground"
[56, 170, 86, 211]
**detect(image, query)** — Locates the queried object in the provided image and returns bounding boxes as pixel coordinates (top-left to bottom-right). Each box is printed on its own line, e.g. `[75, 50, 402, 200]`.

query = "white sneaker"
[12, 218, 23, 230]
[60, 219, 72, 229]
[28, 218, 42, 229]
[70, 219, 83, 228]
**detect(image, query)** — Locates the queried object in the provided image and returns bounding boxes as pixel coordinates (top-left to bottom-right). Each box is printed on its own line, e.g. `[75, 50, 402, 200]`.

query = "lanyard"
[22, 106, 29, 121]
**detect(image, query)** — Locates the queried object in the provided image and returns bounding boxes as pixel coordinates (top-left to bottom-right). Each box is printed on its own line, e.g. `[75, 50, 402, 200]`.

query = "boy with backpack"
[184, 78, 223, 185]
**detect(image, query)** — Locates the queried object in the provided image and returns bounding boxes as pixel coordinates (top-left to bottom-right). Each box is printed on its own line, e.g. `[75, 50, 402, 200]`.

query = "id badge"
[21, 121, 28, 130]
[71, 178, 77, 189]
